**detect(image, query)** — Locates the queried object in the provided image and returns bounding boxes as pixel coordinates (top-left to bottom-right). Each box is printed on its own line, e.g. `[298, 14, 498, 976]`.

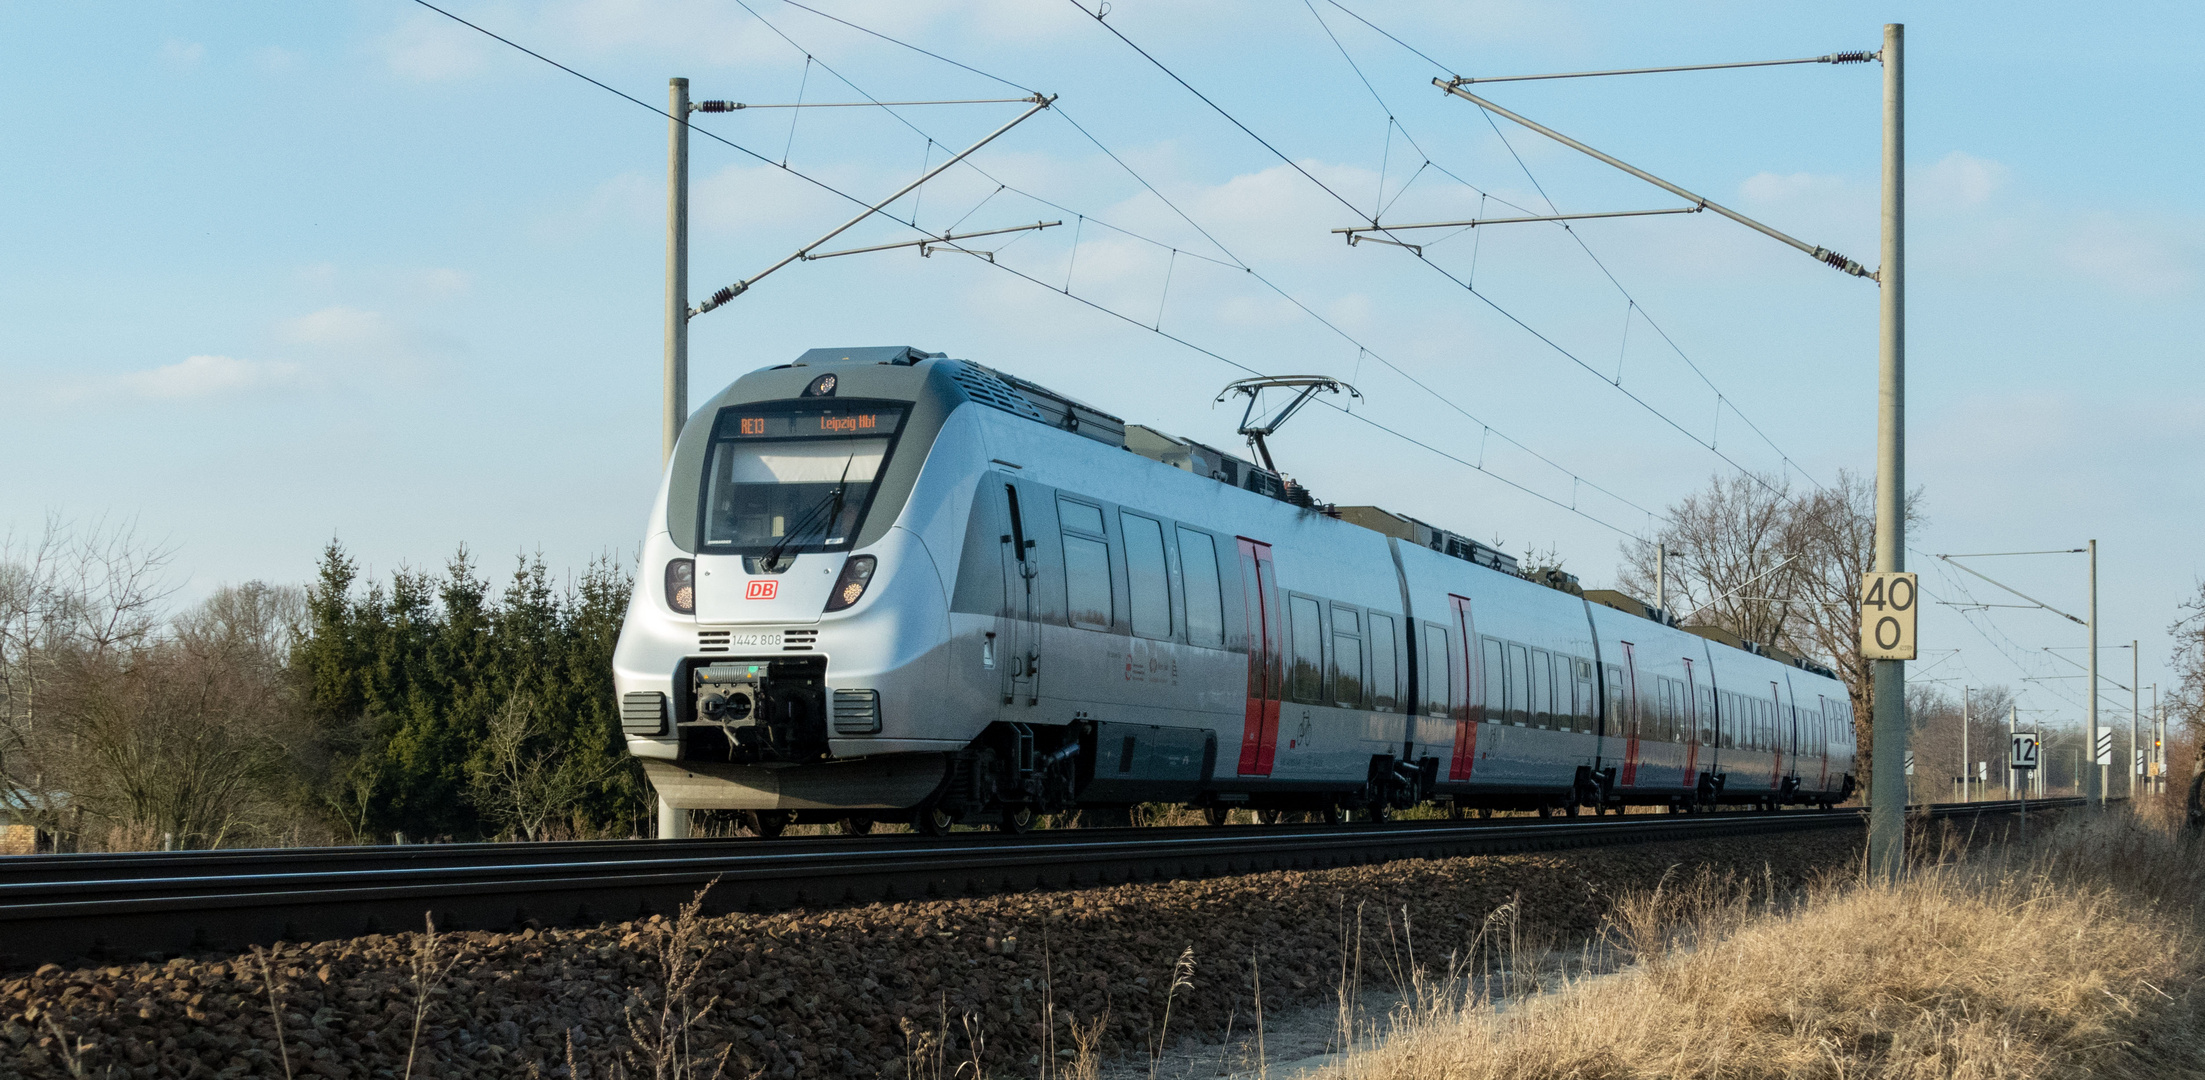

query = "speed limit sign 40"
[1860, 571, 1919, 661]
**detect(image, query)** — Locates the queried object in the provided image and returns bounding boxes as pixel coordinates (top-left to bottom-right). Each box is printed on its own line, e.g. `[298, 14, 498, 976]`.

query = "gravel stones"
[0, 830, 1861, 1078]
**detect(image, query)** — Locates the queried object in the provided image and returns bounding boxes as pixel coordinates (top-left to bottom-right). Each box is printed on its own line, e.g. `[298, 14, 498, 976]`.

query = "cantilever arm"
[692, 95, 1055, 317]
[1435, 80, 1873, 280]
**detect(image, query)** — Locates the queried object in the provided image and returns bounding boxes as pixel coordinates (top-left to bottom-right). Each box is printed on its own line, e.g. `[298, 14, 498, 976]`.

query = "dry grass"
[1320, 805, 2205, 1080]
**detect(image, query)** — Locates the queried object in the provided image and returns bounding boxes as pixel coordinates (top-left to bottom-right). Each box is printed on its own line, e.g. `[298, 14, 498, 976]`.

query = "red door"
[1682, 658, 1701, 784]
[1236, 539, 1284, 776]
[1447, 595, 1477, 781]
[1619, 642, 1641, 787]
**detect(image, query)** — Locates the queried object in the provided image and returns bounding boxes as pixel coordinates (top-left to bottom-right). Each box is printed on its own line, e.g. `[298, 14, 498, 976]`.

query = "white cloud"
[418, 268, 473, 298]
[106, 355, 302, 400]
[255, 46, 305, 74]
[280, 306, 400, 350]
[1920, 151, 2009, 210]
[379, 13, 490, 82]
[2057, 213, 2199, 299]
[159, 39, 205, 70]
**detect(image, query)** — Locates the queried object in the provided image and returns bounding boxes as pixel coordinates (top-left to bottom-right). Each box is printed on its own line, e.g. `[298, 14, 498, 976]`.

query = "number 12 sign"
[2010, 731, 2040, 771]
[1860, 571, 1919, 661]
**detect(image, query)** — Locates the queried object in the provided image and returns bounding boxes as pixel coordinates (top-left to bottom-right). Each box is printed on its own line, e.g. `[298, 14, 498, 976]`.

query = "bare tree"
[1617, 468, 1922, 788]
[30, 583, 310, 849]
[2169, 582, 2205, 830]
[1617, 471, 1801, 648]
[0, 518, 180, 844]
[467, 694, 614, 841]
[1903, 682, 2018, 803]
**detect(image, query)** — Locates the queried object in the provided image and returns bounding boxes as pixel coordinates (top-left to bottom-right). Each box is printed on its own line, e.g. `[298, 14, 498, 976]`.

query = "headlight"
[665, 558, 695, 614]
[824, 555, 877, 612]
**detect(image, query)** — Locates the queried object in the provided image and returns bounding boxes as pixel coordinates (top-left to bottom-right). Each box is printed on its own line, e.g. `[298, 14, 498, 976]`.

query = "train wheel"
[837, 816, 873, 836]
[1256, 808, 1284, 825]
[996, 806, 1035, 834]
[1321, 805, 1344, 825]
[1367, 804, 1392, 824]
[914, 804, 956, 836]
[1205, 806, 1231, 827]
[744, 811, 790, 838]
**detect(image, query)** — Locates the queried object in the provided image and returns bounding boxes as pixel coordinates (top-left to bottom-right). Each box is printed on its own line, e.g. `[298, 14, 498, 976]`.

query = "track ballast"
[0, 798, 2079, 970]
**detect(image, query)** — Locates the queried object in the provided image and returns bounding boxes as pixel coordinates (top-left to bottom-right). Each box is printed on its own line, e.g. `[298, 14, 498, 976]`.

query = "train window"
[1058, 499, 1105, 538]
[1481, 638, 1505, 723]
[1177, 528, 1224, 648]
[1425, 626, 1453, 719]
[1332, 606, 1364, 708]
[1699, 685, 1717, 745]
[1368, 614, 1399, 711]
[1529, 649, 1554, 729]
[1288, 595, 1324, 704]
[1575, 660, 1596, 732]
[1555, 654, 1572, 730]
[699, 403, 908, 555]
[1506, 643, 1532, 726]
[1062, 536, 1113, 630]
[1561, 657, 1578, 722]
[1490, 639, 1508, 727]
[1604, 664, 1626, 735]
[1120, 513, 1172, 640]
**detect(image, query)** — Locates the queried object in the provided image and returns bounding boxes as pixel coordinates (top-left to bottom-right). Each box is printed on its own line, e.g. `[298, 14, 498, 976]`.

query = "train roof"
[767, 346, 1839, 681]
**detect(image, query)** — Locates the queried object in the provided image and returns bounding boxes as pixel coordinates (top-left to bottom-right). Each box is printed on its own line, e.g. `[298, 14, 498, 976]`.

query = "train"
[611, 346, 1858, 837]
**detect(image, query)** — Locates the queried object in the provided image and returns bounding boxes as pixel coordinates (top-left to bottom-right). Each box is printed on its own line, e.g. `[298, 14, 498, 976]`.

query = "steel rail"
[0, 799, 2083, 970]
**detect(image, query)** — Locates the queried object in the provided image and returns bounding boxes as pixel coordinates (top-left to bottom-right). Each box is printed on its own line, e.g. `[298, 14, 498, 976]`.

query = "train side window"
[1529, 648, 1554, 729]
[1425, 625, 1453, 718]
[1604, 664, 1626, 734]
[1699, 684, 1717, 745]
[1367, 613, 1399, 711]
[1057, 499, 1105, 537]
[1287, 595, 1324, 704]
[1490, 639, 1508, 727]
[1058, 498, 1112, 630]
[1120, 512, 1172, 640]
[1177, 528, 1225, 648]
[1576, 659, 1596, 733]
[1331, 605, 1365, 708]
[1481, 637, 1505, 724]
[1506, 643, 1531, 726]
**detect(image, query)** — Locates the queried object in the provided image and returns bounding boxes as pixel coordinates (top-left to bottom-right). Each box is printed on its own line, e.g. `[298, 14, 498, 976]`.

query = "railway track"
[0, 798, 2081, 970]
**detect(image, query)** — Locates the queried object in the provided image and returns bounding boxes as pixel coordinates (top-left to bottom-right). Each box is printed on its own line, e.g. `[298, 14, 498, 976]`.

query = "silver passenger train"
[613, 346, 1857, 836]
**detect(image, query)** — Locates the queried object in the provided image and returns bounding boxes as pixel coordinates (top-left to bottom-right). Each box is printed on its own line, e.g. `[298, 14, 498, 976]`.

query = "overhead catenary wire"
[1314, 0, 1837, 498]
[749, 0, 1665, 525]
[408, 0, 1652, 541]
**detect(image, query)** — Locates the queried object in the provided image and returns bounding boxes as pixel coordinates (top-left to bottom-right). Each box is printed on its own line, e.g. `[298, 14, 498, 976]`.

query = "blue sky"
[3, 1, 2198, 733]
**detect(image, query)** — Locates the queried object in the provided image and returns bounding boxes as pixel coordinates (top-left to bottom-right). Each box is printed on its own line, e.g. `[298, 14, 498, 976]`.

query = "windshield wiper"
[761, 455, 857, 566]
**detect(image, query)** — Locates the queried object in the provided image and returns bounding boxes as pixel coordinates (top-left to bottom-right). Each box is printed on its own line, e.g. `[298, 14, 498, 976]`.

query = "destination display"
[720, 404, 905, 441]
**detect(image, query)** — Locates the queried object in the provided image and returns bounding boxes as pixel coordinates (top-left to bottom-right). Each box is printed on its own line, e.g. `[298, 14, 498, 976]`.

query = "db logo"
[745, 580, 778, 600]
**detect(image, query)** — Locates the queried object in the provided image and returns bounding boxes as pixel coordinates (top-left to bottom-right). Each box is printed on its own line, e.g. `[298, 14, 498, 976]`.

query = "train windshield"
[699, 402, 908, 556]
